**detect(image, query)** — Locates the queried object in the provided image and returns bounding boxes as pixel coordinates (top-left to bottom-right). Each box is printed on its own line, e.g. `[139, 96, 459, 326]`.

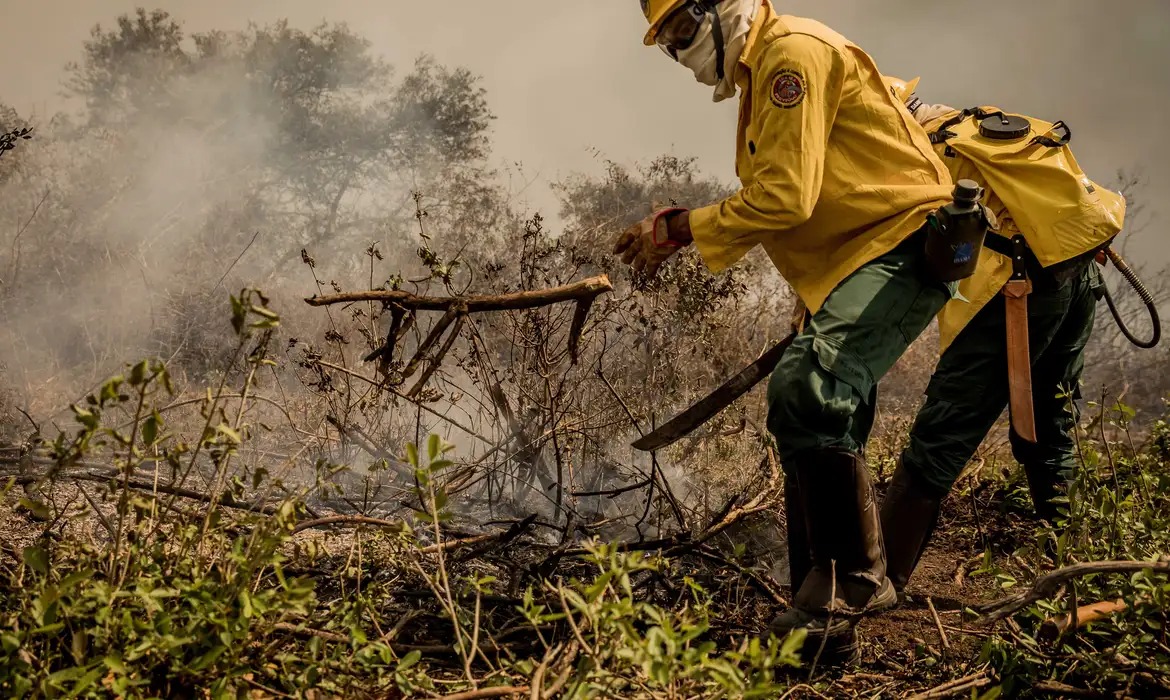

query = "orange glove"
[612, 208, 691, 277]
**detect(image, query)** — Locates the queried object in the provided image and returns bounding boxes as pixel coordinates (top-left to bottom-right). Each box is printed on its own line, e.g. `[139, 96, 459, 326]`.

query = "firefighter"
[613, 0, 962, 662]
[877, 76, 1120, 599]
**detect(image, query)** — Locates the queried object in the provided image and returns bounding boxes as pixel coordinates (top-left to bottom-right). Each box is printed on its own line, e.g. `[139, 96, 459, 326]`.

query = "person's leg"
[766, 231, 954, 656]
[882, 297, 1012, 594]
[1010, 265, 1097, 522]
[883, 264, 1089, 593]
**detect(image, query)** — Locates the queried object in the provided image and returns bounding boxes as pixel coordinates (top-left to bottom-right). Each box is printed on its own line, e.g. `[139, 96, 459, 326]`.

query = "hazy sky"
[3, 0, 1168, 261]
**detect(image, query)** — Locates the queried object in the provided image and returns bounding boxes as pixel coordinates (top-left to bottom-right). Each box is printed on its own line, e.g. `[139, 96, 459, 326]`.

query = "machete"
[631, 331, 797, 452]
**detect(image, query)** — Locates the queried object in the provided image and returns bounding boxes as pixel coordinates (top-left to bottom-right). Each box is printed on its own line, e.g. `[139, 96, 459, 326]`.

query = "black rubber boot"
[1022, 462, 1067, 523]
[784, 472, 811, 593]
[879, 460, 943, 597]
[768, 449, 895, 665]
[786, 474, 897, 611]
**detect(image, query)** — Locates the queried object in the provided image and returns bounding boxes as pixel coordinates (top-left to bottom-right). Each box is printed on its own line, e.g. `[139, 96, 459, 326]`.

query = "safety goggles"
[655, 1, 712, 58]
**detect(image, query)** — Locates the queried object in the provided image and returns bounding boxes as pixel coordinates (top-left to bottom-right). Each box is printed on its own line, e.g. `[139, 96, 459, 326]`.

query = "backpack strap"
[929, 107, 1005, 145]
[1030, 120, 1072, 148]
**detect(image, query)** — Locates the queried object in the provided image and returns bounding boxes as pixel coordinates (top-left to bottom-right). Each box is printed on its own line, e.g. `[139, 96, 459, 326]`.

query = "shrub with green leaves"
[979, 400, 1170, 697]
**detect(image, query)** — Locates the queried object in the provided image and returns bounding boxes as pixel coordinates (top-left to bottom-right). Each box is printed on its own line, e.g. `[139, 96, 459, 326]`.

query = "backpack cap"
[979, 114, 1031, 140]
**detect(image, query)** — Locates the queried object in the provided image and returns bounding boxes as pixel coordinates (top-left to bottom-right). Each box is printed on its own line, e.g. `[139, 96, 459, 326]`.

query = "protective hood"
[674, 0, 762, 102]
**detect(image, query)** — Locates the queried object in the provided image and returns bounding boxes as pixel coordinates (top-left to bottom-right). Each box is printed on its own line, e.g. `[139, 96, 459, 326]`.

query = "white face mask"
[669, 0, 762, 102]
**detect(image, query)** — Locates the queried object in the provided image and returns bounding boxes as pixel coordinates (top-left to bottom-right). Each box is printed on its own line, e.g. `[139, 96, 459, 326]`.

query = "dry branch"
[927, 596, 951, 653]
[436, 687, 530, 700]
[1031, 680, 1106, 698]
[973, 560, 1170, 621]
[905, 671, 991, 700]
[402, 305, 463, 379]
[291, 514, 404, 536]
[1039, 599, 1128, 642]
[408, 313, 466, 397]
[4, 468, 279, 516]
[305, 275, 613, 312]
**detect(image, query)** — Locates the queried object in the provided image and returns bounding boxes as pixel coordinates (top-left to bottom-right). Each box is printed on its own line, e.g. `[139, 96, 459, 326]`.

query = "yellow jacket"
[688, 2, 953, 314]
[919, 109, 1126, 352]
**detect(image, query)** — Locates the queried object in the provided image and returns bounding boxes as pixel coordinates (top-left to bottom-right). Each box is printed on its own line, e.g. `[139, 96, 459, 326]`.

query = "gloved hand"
[612, 208, 692, 277]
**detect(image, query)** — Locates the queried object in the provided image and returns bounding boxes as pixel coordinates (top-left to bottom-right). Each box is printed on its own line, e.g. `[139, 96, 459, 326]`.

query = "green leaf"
[405, 442, 419, 468]
[46, 665, 89, 687]
[239, 590, 254, 619]
[779, 628, 808, 661]
[250, 304, 280, 321]
[142, 413, 160, 446]
[128, 360, 149, 386]
[102, 655, 126, 678]
[19, 497, 50, 520]
[22, 546, 49, 575]
[1, 633, 20, 653]
[190, 644, 227, 671]
[230, 295, 246, 335]
[216, 424, 242, 444]
[427, 433, 441, 462]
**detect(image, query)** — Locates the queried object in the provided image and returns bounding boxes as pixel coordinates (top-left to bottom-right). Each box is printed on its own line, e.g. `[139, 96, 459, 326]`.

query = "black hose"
[1101, 247, 1161, 349]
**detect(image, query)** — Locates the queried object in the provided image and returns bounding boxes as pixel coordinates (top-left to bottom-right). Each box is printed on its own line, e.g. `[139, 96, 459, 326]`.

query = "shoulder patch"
[770, 69, 806, 109]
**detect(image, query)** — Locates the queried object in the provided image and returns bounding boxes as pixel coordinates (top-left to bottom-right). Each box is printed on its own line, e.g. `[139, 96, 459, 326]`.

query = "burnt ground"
[0, 471, 1048, 699]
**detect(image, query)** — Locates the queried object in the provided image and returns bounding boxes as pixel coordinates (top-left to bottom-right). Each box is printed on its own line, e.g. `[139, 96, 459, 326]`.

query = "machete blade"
[631, 332, 797, 452]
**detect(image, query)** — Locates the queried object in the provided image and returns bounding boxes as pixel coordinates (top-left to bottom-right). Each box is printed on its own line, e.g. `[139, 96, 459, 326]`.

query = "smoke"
[0, 15, 500, 417]
[1, 53, 265, 404]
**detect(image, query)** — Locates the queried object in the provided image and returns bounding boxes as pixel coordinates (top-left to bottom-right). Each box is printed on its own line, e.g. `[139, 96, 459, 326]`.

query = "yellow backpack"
[923, 107, 1126, 266]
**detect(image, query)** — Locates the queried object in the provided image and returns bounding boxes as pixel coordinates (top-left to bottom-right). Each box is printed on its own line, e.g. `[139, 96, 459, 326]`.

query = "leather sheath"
[1003, 235, 1038, 443]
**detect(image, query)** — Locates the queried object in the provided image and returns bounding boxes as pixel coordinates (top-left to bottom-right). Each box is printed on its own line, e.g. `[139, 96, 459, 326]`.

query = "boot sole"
[864, 578, 899, 614]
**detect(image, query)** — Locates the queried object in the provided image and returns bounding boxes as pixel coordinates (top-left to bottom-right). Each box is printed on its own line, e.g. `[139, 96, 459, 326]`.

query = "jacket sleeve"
[688, 34, 846, 273]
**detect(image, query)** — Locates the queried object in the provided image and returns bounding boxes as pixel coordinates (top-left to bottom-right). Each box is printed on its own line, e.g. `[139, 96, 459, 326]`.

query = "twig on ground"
[905, 671, 991, 700]
[291, 514, 404, 536]
[973, 561, 1170, 621]
[927, 596, 951, 653]
[435, 686, 531, 700]
[1031, 680, 1106, 698]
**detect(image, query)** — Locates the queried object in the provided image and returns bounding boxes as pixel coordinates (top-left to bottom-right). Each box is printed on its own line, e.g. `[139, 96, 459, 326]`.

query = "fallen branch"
[6, 469, 279, 516]
[1031, 680, 1106, 698]
[305, 275, 613, 312]
[905, 671, 990, 700]
[1039, 599, 1128, 642]
[291, 514, 404, 536]
[973, 561, 1170, 621]
[927, 596, 951, 653]
[436, 687, 530, 700]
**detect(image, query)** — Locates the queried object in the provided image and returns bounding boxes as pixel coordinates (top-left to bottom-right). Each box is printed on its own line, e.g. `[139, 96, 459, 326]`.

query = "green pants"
[901, 262, 1099, 498]
[767, 229, 956, 463]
